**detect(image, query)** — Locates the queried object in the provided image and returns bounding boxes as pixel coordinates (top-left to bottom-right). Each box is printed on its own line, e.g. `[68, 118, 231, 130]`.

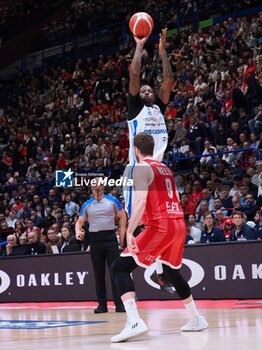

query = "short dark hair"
[232, 211, 244, 218]
[133, 132, 154, 156]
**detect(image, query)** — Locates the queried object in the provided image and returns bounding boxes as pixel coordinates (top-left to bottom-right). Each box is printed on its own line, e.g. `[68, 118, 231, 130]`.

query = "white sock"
[184, 300, 199, 319]
[155, 260, 163, 274]
[123, 298, 140, 322]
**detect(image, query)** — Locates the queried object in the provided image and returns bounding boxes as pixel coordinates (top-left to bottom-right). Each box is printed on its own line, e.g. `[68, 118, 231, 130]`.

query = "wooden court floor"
[0, 300, 261, 350]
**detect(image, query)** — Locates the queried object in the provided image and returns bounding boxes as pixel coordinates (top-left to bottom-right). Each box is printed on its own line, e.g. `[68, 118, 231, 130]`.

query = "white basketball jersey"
[124, 104, 168, 217]
[127, 104, 168, 165]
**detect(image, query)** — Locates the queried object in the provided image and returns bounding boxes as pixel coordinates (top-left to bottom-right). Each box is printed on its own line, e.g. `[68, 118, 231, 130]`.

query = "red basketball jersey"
[142, 158, 184, 224]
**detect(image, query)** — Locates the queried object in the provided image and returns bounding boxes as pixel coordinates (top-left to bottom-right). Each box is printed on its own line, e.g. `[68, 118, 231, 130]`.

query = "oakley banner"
[0, 242, 261, 302]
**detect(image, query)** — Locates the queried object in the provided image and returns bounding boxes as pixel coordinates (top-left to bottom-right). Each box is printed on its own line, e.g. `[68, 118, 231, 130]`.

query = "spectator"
[17, 201, 32, 220]
[30, 209, 45, 228]
[187, 213, 204, 232]
[216, 125, 227, 149]
[185, 222, 196, 245]
[186, 114, 203, 155]
[251, 161, 262, 187]
[46, 227, 62, 254]
[14, 220, 25, 238]
[27, 231, 46, 255]
[180, 192, 190, 214]
[243, 173, 258, 198]
[221, 185, 233, 213]
[51, 223, 62, 237]
[196, 188, 215, 213]
[44, 207, 57, 230]
[248, 104, 262, 134]
[238, 184, 249, 208]
[24, 219, 40, 236]
[19, 235, 28, 246]
[56, 153, 67, 170]
[196, 200, 210, 226]
[187, 180, 203, 213]
[223, 217, 234, 241]
[185, 215, 201, 243]
[231, 196, 242, 211]
[221, 147, 232, 165]
[64, 194, 78, 218]
[5, 211, 17, 228]
[200, 139, 217, 165]
[172, 118, 187, 144]
[229, 175, 243, 197]
[200, 212, 226, 243]
[240, 194, 258, 221]
[5, 235, 17, 256]
[214, 197, 227, 216]
[52, 202, 62, 219]
[47, 189, 60, 207]
[215, 209, 225, 229]
[59, 225, 81, 253]
[254, 210, 262, 239]
[230, 211, 256, 241]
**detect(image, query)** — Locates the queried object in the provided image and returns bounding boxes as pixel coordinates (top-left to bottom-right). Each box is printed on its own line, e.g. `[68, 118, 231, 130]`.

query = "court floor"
[0, 300, 261, 350]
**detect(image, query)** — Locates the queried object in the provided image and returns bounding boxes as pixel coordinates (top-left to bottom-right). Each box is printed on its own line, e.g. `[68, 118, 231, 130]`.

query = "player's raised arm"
[158, 28, 173, 104]
[129, 35, 150, 96]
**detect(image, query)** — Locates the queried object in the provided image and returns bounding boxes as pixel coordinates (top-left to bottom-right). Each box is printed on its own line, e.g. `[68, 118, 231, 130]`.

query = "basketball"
[129, 12, 154, 38]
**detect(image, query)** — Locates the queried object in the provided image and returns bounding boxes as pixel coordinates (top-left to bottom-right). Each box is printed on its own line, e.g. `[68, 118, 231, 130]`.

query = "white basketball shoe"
[111, 318, 149, 343]
[181, 315, 209, 332]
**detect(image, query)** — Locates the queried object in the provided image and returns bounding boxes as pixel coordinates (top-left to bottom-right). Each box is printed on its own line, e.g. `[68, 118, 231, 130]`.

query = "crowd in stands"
[0, 8, 262, 256]
[40, 0, 171, 45]
[0, 0, 54, 44]
[40, 0, 262, 46]
[1, 0, 261, 47]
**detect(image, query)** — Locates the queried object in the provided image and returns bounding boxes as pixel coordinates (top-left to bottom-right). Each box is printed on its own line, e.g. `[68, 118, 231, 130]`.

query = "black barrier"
[0, 242, 261, 302]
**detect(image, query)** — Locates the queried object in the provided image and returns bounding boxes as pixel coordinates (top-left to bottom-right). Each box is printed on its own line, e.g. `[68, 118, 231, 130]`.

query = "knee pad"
[163, 265, 191, 300]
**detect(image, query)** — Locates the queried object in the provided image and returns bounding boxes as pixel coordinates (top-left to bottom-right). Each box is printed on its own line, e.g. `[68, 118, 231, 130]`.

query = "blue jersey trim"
[128, 119, 138, 217]
[80, 198, 95, 216]
[104, 194, 123, 211]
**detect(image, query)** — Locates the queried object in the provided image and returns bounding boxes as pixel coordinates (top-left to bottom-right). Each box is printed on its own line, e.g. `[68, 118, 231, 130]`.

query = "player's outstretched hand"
[159, 28, 167, 55]
[134, 34, 150, 48]
[127, 233, 139, 254]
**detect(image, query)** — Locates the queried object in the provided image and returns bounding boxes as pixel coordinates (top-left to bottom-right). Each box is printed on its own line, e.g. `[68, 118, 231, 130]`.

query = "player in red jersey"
[110, 133, 208, 343]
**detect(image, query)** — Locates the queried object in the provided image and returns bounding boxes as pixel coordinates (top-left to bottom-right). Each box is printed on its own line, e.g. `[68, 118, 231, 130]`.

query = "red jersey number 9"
[165, 178, 173, 199]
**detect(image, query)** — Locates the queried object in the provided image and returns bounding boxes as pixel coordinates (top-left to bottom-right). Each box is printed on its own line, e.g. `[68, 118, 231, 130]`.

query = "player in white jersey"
[123, 28, 175, 294]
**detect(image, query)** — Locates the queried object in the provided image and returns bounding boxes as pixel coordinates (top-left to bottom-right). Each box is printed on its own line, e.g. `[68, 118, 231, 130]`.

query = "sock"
[123, 298, 140, 322]
[184, 300, 199, 319]
[155, 260, 163, 274]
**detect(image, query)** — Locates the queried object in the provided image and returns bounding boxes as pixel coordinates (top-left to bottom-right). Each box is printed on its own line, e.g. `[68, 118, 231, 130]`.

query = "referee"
[75, 177, 126, 313]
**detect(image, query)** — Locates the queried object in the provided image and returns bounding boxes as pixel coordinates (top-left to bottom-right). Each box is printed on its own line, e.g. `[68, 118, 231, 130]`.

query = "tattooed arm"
[158, 28, 174, 104]
[129, 35, 150, 96]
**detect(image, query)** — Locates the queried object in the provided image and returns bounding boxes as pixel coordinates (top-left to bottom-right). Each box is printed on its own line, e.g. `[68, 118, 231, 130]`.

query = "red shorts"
[121, 218, 186, 269]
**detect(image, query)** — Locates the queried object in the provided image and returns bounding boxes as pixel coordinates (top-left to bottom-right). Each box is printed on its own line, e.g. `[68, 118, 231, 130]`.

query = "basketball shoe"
[150, 271, 176, 295]
[111, 319, 149, 342]
[181, 315, 209, 332]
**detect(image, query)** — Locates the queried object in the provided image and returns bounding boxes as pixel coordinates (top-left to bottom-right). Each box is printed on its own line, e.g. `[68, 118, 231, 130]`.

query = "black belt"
[89, 230, 115, 234]
[89, 230, 116, 242]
